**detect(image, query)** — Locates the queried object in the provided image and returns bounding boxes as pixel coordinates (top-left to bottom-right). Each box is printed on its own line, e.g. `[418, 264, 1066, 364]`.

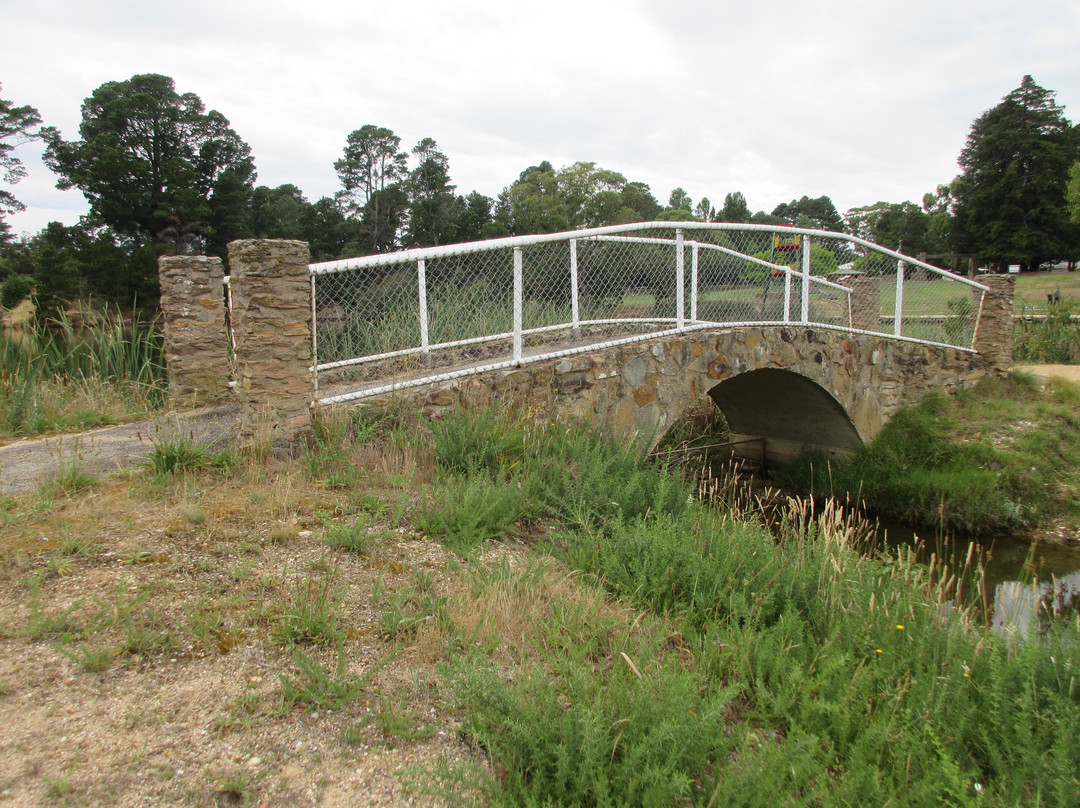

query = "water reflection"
[880, 523, 1080, 633]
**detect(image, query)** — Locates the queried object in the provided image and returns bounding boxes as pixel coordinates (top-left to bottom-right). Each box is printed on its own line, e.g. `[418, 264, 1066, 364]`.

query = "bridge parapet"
[308, 222, 991, 408]
[157, 226, 1011, 449]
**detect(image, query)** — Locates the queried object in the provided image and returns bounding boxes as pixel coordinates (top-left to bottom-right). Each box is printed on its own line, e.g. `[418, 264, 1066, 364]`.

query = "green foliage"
[845, 200, 931, 253]
[953, 75, 1080, 269]
[43, 73, 256, 261]
[424, 406, 693, 543]
[0, 83, 42, 232]
[0, 307, 165, 437]
[278, 647, 367, 710]
[0, 273, 31, 308]
[771, 195, 844, 232]
[38, 456, 97, 500]
[416, 475, 533, 554]
[453, 476, 1080, 806]
[322, 514, 383, 556]
[1015, 300, 1080, 363]
[307, 406, 387, 487]
[429, 406, 525, 475]
[60, 642, 114, 673]
[370, 696, 436, 745]
[274, 568, 344, 646]
[774, 374, 1080, 533]
[494, 161, 662, 236]
[148, 429, 209, 477]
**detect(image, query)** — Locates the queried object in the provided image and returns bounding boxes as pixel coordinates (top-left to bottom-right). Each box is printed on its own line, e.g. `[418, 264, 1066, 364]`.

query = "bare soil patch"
[0, 458, 491, 807]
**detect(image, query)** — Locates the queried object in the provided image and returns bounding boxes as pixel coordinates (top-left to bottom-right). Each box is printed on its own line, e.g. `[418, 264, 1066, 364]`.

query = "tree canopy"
[953, 75, 1080, 270]
[493, 161, 662, 235]
[0, 83, 43, 240]
[42, 74, 255, 258]
[771, 195, 844, 232]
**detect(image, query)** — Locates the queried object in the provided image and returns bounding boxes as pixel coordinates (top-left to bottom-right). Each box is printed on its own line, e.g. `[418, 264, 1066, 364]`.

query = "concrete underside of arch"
[363, 326, 996, 460]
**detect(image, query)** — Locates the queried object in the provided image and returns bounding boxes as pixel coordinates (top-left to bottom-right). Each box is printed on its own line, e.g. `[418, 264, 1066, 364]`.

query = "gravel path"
[2, 364, 1076, 498]
[1013, 364, 1080, 384]
[0, 403, 238, 497]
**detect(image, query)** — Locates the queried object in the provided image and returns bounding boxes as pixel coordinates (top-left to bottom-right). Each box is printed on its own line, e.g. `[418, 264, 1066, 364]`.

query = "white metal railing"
[309, 222, 990, 406]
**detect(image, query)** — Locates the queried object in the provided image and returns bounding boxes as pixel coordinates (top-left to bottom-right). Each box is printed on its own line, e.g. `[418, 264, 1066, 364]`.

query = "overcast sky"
[3, 0, 1079, 238]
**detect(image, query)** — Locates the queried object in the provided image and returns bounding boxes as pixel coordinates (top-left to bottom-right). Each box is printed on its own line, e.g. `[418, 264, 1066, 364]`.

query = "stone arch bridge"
[156, 225, 1012, 458]
[388, 325, 995, 463]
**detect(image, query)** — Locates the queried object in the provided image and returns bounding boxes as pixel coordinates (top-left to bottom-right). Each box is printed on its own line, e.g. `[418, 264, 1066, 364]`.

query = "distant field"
[1015, 270, 1080, 309]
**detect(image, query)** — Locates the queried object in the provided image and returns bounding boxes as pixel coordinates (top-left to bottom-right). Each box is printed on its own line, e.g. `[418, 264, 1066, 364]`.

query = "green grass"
[773, 372, 1080, 534]
[1015, 270, 1080, 308]
[1015, 299, 1080, 363]
[420, 406, 1080, 806]
[0, 308, 166, 437]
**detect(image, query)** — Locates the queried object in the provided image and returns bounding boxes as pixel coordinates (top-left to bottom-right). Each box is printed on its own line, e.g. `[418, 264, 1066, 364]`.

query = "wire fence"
[309, 223, 990, 405]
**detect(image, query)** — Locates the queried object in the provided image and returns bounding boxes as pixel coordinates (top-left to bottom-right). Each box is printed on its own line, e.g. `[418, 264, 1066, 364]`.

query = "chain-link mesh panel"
[313, 262, 421, 364]
[310, 223, 987, 402]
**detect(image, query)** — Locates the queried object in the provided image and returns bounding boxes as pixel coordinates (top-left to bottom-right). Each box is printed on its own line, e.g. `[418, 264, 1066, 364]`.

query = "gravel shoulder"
[0, 404, 239, 497]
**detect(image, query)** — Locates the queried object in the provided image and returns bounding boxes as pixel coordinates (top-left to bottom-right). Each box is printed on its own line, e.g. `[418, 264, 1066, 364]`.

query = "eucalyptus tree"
[0, 83, 43, 240]
[404, 137, 460, 248]
[335, 125, 409, 254]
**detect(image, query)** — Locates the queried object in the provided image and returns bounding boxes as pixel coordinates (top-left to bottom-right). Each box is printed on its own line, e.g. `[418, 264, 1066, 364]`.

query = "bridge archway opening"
[705, 368, 864, 465]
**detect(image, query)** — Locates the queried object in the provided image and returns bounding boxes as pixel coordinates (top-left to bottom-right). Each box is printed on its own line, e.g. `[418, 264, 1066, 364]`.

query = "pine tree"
[953, 76, 1080, 270]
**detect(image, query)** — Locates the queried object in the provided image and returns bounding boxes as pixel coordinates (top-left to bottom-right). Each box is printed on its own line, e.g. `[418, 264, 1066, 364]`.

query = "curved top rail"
[309, 220, 990, 292]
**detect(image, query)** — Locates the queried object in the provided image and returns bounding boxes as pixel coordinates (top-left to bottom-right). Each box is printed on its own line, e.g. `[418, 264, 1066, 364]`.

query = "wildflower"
[875, 649, 883, 654]
[896, 624, 905, 630]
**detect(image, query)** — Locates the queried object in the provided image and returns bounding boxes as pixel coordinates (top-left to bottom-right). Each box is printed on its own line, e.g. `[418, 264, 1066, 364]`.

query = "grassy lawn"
[3, 402, 1080, 806]
[1015, 269, 1080, 309]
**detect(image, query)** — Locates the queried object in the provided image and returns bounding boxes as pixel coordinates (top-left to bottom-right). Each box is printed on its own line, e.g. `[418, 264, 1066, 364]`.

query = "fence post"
[569, 239, 580, 334]
[800, 236, 811, 323]
[157, 255, 231, 407]
[972, 274, 1014, 373]
[783, 272, 792, 324]
[675, 229, 685, 330]
[894, 259, 905, 337]
[513, 246, 523, 363]
[227, 239, 314, 453]
[417, 259, 430, 359]
[690, 242, 699, 323]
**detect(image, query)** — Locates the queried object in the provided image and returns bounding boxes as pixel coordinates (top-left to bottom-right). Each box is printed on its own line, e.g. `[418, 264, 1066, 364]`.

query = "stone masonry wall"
[228, 240, 313, 451]
[364, 327, 995, 450]
[158, 255, 231, 407]
[972, 274, 1014, 373]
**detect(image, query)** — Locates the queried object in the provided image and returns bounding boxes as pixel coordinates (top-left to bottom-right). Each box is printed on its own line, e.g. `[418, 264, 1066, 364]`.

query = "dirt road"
[0, 403, 238, 497]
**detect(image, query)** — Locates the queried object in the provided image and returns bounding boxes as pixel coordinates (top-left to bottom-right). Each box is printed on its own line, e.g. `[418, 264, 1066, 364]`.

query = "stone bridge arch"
[422, 326, 993, 463]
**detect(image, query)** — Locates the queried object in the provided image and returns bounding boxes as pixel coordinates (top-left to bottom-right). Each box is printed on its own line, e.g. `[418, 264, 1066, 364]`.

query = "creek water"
[878, 520, 1080, 633]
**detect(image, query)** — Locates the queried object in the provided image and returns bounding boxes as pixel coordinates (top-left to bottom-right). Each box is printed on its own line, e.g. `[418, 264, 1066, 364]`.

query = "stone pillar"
[158, 255, 231, 407]
[972, 274, 1013, 373]
[850, 277, 881, 332]
[227, 239, 313, 451]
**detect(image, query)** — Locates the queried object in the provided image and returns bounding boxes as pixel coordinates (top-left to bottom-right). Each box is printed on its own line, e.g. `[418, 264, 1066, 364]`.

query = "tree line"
[1, 73, 1079, 317]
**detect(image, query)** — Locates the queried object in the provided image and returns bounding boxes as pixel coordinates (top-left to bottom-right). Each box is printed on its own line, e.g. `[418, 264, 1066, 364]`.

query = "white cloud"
[3, 0, 1079, 237]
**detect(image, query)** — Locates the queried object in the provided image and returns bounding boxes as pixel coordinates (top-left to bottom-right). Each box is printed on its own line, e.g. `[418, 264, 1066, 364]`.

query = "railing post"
[569, 239, 580, 333]
[894, 258, 905, 337]
[310, 272, 318, 402]
[675, 229, 685, 330]
[690, 242, 699, 323]
[417, 258, 430, 358]
[513, 246, 523, 363]
[800, 236, 811, 323]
